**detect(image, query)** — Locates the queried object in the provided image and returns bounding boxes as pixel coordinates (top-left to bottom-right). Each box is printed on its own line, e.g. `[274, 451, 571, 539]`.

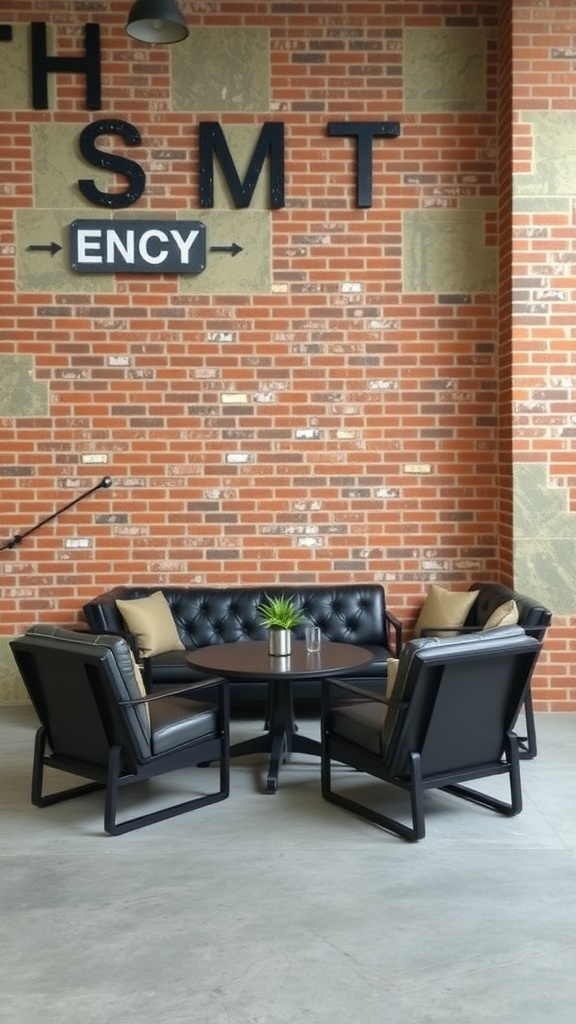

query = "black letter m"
[199, 122, 284, 209]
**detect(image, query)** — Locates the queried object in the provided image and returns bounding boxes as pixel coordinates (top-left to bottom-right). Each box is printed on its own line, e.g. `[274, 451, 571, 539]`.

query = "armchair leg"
[441, 735, 522, 818]
[508, 735, 523, 812]
[442, 781, 522, 817]
[103, 744, 230, 837]
[408, 753, 426, 840]
[322, 744, 524, 840]
[321, 745, 426, 841]
[31, 727, 105, 808]
[516, 688, 537, 760]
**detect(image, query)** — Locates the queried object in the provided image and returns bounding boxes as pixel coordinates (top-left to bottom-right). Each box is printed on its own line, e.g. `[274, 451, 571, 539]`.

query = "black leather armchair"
[419, 582, 551, 759]
[321, 626, 542, 842]
[469, 583, 550, 759]
[10, 625, 230, 835]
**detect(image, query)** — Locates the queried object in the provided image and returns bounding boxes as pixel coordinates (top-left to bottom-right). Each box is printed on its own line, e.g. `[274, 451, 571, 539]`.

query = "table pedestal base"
[230, 678, 320, 792]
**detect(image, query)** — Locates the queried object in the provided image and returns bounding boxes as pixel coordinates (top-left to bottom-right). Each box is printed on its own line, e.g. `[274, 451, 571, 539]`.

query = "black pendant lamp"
[125, 0, 189, 44]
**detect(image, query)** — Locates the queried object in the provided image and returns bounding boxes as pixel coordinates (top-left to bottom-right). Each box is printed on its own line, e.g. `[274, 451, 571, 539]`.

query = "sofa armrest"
[385, 609, 403, 655]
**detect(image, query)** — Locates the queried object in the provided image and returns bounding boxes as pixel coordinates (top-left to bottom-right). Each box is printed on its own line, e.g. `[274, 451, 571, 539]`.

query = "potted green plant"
[258, 593, 304, 656]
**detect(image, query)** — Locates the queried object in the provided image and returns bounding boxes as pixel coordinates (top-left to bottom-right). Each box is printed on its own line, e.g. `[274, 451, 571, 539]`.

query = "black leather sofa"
[82, 584, 403, 709]
[465, 582, 551, 638]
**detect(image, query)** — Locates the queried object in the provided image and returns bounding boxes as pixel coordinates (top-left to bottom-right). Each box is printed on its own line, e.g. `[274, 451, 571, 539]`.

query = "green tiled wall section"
[514, 463, 576, 616]
[0, 641, 25, 703]
[172, 27, 270, 111]
[517, 112, 576, 201]
[402, 210, 497, 294]
[404, 28, 487, 113]
[0, 356, 48, 417]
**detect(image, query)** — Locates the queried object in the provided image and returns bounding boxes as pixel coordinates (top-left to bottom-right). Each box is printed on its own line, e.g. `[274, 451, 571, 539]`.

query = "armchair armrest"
[320, 676, 407, 709]
[419, 625, 551, 638]
[385, 609, 403, 655]
[419, 626, 479, 637]
[119, 676, 226, 706]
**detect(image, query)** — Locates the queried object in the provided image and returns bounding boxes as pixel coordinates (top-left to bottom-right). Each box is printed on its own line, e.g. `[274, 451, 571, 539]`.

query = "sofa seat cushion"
[144, 651, 270, 710]
[150, 697, 217, 756]
[146, 650, 208, 686]
[147, 643, 390, 681]
[144, 643, 390, 710]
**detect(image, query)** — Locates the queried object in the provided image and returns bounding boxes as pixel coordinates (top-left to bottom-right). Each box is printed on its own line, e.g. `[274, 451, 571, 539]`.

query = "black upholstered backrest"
[384, 626, 542, 778]
[10, 627, 151, 766]
[466, 582, 551, 639]
[83, 584, 388, 648]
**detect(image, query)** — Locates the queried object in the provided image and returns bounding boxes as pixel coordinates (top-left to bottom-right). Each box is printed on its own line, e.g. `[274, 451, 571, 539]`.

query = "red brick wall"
[0, 1, 572, 706]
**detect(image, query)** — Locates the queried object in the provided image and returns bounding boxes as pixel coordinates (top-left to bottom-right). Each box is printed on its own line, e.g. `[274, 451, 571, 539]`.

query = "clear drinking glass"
[305, 625, 321, 653]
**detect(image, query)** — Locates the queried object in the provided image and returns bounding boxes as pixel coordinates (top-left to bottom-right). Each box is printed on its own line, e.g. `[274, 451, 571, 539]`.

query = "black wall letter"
[199, 122, 285, 209]
[78, 120, 145, 209]
[328, 121, 400, 207]
[31, 22, 101, 111]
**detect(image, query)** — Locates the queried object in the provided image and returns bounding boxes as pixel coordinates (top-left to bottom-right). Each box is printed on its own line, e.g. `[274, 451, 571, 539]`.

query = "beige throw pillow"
[385, 658, 399, 700]
[129, 652, 147, 699]
[413, 584, 478, 638]
[115, 591, 185, 658]
[483, 599, 519, 629]
[129, 651, 150, 728]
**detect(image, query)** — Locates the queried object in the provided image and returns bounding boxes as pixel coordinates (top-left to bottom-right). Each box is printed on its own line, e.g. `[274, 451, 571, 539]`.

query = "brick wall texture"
[0, 1, 574, 707]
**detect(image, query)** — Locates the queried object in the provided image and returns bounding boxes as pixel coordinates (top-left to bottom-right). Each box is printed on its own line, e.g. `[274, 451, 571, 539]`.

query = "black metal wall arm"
[1, 477, 112, 551]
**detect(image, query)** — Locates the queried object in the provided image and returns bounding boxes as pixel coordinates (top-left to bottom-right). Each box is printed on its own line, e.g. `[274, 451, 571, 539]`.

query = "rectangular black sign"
[70, 219, 206, 273]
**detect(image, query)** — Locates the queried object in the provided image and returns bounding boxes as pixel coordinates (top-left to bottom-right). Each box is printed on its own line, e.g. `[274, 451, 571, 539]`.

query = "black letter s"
[78, 120, 145, 208]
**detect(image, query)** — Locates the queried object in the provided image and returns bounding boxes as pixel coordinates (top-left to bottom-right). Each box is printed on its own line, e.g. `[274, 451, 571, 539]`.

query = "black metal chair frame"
[11, 637, 230, 836]
[321, 630, 542, 842]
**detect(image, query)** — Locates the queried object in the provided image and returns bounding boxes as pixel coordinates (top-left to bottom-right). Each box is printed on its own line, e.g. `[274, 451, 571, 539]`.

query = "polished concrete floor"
[1, 704, 575, 1024]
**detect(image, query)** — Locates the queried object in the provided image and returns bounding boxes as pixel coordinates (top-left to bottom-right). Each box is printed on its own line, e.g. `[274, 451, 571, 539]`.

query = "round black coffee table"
[186, 640, 374, 792]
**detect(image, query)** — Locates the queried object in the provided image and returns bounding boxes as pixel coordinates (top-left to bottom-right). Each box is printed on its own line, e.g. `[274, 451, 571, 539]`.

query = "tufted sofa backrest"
[83, 584, 388, 649]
